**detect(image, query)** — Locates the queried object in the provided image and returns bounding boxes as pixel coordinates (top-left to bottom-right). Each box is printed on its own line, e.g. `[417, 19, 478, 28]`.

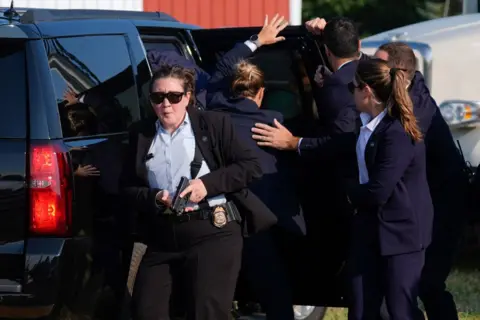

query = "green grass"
[323, 309, 480, 319]
[323, 250, 480, 319]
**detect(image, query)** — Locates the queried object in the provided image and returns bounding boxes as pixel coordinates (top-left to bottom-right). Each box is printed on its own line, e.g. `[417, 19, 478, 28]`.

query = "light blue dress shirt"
[356, 109, 387, 184]
[145, 113, 227, 209]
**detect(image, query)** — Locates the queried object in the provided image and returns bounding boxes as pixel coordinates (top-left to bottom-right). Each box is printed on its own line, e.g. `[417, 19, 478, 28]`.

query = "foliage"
[302, 0, 456, 36]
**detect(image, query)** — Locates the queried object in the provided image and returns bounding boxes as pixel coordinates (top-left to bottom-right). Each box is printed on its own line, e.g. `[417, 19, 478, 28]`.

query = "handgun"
[171, 176, 191, 215]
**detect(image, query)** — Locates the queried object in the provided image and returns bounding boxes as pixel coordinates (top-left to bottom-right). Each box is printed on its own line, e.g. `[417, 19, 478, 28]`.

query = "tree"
[302, 0, 447, 36]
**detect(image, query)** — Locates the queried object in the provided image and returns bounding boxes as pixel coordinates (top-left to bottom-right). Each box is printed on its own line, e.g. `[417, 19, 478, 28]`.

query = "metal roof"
[0, 8, 178, 24]
[362, 13, 480, 43]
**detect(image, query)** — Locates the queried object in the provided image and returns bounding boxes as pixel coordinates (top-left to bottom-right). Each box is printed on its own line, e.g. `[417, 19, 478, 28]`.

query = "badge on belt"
[212, 206, 227, 228]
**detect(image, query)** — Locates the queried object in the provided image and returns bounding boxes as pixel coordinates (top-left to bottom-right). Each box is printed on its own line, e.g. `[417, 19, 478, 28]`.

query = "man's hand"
[180, 179, 207, 204]
[251, 119, 300, 151]
[156, 190, 172, 207]
[305, 17, 327, 35]
[257, 14, 289, 46]
[314, 65, 333, 88]
[75, 164, 100, 177]
[63, 86, 79, 107]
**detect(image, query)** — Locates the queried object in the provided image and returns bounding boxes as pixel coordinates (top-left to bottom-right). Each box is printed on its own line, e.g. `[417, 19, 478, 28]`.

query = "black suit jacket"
[348, 115, 434, 256]
[206, 42, 306, 235]
[298, 61, 360, 217]
[409, 72, 469, 197]
[120, 107, 278, 238]
[299, 60, 359, 157]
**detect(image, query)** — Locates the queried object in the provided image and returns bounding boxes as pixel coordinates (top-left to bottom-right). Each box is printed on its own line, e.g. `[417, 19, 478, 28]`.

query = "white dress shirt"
[356, 109, 387, 184]
[147, 113, 227, 209]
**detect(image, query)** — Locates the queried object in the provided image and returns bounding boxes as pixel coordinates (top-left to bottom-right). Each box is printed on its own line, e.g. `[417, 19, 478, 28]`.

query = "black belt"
[160, 201, 241, 224]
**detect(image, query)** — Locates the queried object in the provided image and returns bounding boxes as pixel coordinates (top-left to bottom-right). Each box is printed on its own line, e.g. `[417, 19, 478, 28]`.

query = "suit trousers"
[242, 228, 294, 320]
[419, 194, 466, 320]
[348, 236, 425, 320]
[131, 218, 243, 320]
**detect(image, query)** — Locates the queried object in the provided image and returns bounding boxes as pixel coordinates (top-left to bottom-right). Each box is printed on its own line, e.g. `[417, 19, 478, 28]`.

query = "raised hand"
[257, 14, 289, 46]
[305, 17, 327, 35]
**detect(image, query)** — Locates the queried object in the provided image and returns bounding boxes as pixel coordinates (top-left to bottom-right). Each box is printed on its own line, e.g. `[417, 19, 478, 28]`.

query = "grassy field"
[323, 246, 480, 320]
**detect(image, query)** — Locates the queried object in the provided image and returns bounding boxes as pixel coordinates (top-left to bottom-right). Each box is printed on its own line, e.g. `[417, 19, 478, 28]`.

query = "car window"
[143, 41, 182, 54]
[251, 49, 311, 121]
[0, 41, 27, 138]
[45, 35, 140, 138]
[252, 50, 302, 119]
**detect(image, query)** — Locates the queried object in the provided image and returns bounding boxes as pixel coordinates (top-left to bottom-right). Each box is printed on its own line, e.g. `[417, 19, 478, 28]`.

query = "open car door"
[190, 26, 349, 310]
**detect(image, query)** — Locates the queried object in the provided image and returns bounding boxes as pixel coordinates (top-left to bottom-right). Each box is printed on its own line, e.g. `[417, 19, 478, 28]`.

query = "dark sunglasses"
[149, 91, 185, 104]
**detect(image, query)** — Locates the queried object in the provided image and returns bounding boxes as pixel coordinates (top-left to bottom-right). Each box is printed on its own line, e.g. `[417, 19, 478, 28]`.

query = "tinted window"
[45, 35, 139, 138]
[143, 41, 182, 54]
[0, 41, 27, 138]
[251, 49, 305, 120]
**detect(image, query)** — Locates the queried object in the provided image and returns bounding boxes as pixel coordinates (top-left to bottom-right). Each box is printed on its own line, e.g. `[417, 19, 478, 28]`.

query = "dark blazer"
[120, 107, 278, 237]
[360, 54, 468, 197]
[348, 115, 434, 256]
[206, 42, 306, 235]
[299, 60, 359, 157]
[409, 72, 469, 198]
[297, 61, 360, 218]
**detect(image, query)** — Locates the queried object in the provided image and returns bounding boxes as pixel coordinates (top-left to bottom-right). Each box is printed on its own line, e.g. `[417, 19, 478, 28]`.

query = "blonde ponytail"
[232, 60, 264, 98]
[389, 68, 422, 142]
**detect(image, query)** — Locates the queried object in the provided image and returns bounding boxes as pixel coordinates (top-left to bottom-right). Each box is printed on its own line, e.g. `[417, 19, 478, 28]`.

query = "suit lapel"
[364, 114, 393, 169]
[135, 119, 156, 182]
[188, 107, 219, 170]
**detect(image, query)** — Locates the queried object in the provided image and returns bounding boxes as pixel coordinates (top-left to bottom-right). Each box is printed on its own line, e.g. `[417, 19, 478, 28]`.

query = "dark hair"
[323, 17, 359, 58]
[149, 64, 196, 106]
[356, 58, 422, 142]
[378, 42, 417, 81]
[231, 60, 264, 98]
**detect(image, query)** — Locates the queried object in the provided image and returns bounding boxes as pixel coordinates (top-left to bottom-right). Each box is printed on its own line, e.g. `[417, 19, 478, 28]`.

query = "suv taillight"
[29, 142, 72, 236]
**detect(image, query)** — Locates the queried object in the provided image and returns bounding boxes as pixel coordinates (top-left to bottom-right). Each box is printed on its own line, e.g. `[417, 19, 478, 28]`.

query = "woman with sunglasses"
[121, 63, 278, 320]
[346, 59, 433, 320]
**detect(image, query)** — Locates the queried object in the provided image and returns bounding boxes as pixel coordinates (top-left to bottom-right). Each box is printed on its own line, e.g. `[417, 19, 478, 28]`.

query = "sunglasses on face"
[149, 91, 185, 104]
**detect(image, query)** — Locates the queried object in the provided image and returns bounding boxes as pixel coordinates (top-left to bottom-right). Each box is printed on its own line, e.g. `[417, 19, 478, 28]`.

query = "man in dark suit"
[375, 42, 470, 320]
[251, 17, 360, 245]
[251, 17, 360, 153]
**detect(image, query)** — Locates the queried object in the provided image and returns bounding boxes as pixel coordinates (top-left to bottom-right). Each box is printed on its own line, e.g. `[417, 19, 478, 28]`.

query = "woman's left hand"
[180, 179, 207, 204]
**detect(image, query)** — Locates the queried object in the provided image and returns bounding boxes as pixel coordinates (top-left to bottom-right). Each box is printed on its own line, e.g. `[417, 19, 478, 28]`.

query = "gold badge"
[212, 206, 227, 228]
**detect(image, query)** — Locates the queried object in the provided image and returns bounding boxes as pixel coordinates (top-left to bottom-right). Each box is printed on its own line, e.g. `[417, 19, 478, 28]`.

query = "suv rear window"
[0, 41, 27, 138]
[45, 35, 140, 138]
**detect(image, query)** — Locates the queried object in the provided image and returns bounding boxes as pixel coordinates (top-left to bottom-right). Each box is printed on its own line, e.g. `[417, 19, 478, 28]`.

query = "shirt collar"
[155, 112, 190, 132]
[360, 109, 388, 131]
[337, 59, 355, 71]
[337, 52, 361, 71]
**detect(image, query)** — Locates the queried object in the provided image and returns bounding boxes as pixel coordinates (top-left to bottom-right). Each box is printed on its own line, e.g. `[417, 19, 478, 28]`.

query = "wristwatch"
[249, 34, 262, 48]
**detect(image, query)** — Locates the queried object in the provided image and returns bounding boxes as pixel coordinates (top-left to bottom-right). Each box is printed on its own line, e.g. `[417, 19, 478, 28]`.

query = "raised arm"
[207, 14, 289, 100]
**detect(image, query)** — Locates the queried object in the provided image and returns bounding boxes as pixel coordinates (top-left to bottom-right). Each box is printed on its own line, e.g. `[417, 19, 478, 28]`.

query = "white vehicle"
[361, 13, 480, 168]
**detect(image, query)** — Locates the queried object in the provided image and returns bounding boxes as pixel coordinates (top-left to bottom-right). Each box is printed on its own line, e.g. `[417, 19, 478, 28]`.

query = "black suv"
[0, 7, 349, 320]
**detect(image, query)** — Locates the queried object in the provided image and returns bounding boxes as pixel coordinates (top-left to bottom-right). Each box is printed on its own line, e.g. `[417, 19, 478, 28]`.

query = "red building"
[4, 0, 301, 28]
[143, 0, 302, 28]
